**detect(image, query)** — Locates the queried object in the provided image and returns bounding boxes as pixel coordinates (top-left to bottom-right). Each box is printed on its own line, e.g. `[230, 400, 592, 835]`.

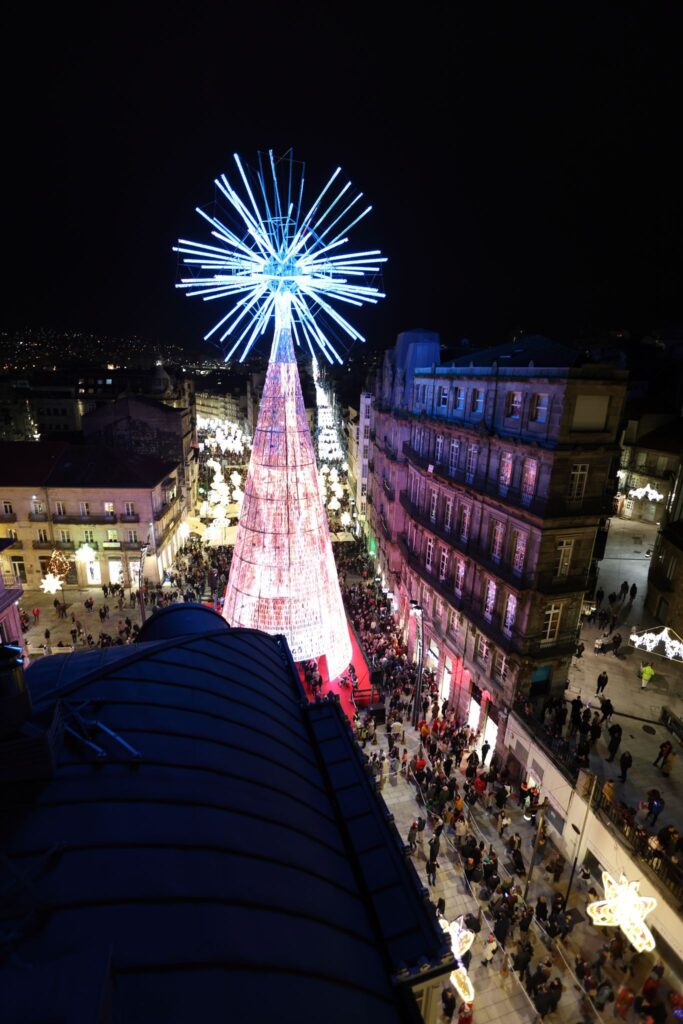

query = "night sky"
[4, 4, 682, 353]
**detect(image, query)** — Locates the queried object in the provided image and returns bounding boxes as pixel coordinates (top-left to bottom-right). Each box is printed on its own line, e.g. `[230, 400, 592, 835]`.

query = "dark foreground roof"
[445, 335, 580, 369]
[0, 440, 177, 488]
[0, 612, 451, 1023]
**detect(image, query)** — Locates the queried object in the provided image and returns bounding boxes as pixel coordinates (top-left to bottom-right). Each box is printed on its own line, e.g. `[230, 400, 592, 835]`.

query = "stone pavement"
[564, 516, 683, 846]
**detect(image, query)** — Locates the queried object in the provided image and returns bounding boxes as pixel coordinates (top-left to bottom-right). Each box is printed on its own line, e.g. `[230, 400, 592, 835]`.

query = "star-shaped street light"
[587, 871, 657, 953]
[40, 573, 63, 595]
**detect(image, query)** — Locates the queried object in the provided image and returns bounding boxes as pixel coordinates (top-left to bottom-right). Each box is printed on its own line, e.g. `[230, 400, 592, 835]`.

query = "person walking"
[596, 670, 608, 695]
[407, 821, 418, 853]
[618, 750, 632, 783]
[481, 933, 497, 966]
[644, 795, 665, 826]
[441, 987, 456, 1022]
[426, 857, 439, 886]
[629, 583, 638, 603]
[599, 697, 614, 724]
[612, 632, 623, 655]
[640, 662, 655, 688]
[613, 984, 635, 1020]
[653, 740, 672, 768]
[481, 739, 490, 765]
[661, 750, 676, 778]
[595, 586, 604, 608]
[32, 606, 40, 624]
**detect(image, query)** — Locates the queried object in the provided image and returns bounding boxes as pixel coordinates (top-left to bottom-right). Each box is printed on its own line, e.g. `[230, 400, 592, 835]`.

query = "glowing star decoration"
[629, 626, 683, 662]
[438, 917, 475, 1002]
[628, 483, 664, 501]
[174, 151, 386, 365]
[75, 544, 96, 564]
[587, 871, 657, 953]
[40, 573, 63, 595]
[340, 511, 352, 528]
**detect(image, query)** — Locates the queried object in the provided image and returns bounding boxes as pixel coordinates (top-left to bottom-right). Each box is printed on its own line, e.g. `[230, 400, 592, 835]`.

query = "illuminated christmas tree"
[174, 152, 384, 678]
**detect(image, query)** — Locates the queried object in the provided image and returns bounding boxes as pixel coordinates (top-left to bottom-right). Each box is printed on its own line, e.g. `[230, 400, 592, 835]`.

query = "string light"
[438, 916, 475, 1002]
[629, 627, 683, 662]
[587, 871, 656, 953]
[628, 484, 664, 501]
[47, 549, 72, 581]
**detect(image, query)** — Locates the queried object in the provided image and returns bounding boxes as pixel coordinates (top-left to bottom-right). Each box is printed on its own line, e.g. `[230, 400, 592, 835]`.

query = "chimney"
[0, 644, 31, 738]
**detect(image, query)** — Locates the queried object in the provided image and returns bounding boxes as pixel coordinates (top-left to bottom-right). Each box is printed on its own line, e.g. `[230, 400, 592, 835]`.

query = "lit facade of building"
[0, 539, 23, 649]
[615, 417, 683, 525]
[0, 442, 186, 589]
[346, 392, 374, 536]
[367, 335, 626, 750]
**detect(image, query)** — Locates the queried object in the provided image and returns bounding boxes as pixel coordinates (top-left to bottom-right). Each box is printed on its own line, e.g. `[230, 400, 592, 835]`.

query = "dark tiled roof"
[635, 419, 683, 455]
[446, 335, 581, 369]
[0, 622, 449, 1024]
[0, 441, 177, 488]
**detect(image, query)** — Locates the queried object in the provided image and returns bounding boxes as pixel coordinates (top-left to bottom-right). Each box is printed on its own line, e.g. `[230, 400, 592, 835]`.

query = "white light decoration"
[340, 511, 352, 528]
[629, 626, 683, 662]
[75, 543, 97, 564]
[328, 496, 341, 511]
[40, 573, 63, 595]
[178, 522, 190, 540]
[587, 871, 656, 953]
[628, 483, 664, 501]
[438, 917, 475, 1002]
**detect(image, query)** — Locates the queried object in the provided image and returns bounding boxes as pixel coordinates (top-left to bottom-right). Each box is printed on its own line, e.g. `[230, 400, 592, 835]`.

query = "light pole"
[564, 772, 598, 908]
[523, 799, 548, 904]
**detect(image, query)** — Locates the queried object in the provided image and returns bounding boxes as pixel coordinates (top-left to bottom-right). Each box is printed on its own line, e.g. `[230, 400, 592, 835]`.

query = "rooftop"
[0, 441, 177, 489]
[633, 418, 683, 455]
[0, 611, 450, 1023]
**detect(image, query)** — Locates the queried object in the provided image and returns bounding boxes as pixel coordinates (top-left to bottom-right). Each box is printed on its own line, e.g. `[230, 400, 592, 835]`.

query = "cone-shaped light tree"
[174, 151, 385, 678]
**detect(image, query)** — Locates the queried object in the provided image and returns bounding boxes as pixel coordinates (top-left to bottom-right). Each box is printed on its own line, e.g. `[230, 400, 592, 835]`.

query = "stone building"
[345, 391, 374, 534]
[0, 539, 23, 650]
[615, 417, 683, 525]
[82, 395, 198, 508]
[367, 334, 627, 751]
[0, 441, 185, 588]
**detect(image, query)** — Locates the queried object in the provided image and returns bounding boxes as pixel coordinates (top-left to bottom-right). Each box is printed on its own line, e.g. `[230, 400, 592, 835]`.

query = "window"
[483, 579, 497, 621]
[104, 501, 115, 514]
[435, 434, 444, 464]
[656, 456, 668, 475]
[429, 490, 438, 523]
[506, 391, 522, 418]
[511, 531, 527, 574]
[568, 463, 589, 501]
[499, 452, 513, 492]
[490, 520, 505, 562]
[465, 444, 478, 482]
[439, 548, 449, 581]
[425, 536, 434, 572]
[54, 501, 65, 516]
[37, 528, 48, 542]
[362, 443, 369, 459]
[434, 596, 443, 620]
[448, 609, 461, 636]
[80, 501, 90, 516]
[7, 528, 18, 540]
[444, 496, 454, 533]
[410, 473, 419, 505]
[521, 459, 537, 505]
[636, 451, 647, 468]
[471, 389, 484, 415]
[554, 539, 574, 578]
[503, 593, 517, 633]
[449, 439, 460, 475]
[530, 393, 549, 423]
[83, 529, 94, 542]
[127, 529, 139, 543]
[459, 503, 471, 542]
[454, 387, 465, 413]
[363, 425, 370, 439]
[438, 385, 449, 409]
[572, 394, 609, 431]
[32, 500, 44, 514]
[542, 603, 563, 642]
[3, 501, 12, 514]
[407, 522, 416, 551]
[454, 558, 466, 593]
[494, 652, 508, 683]
[59, 529, 71, 543]
[107, 529, 118, 542]
[476, 634, 490, 665]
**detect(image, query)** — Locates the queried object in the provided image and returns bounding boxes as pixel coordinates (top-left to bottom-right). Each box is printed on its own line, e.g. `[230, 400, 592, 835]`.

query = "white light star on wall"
[587, 871, 657, 952]
[439, 916, 475, 1002]
[75, 543, 97, 564]
[628, 483, 664, 501]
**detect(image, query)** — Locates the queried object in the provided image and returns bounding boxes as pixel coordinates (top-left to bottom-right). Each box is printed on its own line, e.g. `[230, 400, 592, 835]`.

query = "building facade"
[615, 417, 683, 525]
[367, 335, 626, 752]
[0, 539, 24, 651]
[0, 442, 186, 589]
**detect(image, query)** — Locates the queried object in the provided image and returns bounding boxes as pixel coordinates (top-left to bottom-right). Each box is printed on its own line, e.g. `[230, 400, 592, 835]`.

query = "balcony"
[403, 443, 486, 491]
[384, 440, 399, 462]
[122, 540, 142, 550]
[397, 534, 466, 612]
[55, 540, 75, 550]
[379, 512, 392, 543]
[153, 497, 179, 521]
[399, 491, 471, 558]
[120, 513, 140, 523]
[102, 540, 121, 549]
[0, 512, 17, 523]
[28, 512, 49, 522]
[52, 513, 118, 525]
[483, 480, 614, 519]
[382, 477, 395, 502]
[32, 540, 53, 550]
